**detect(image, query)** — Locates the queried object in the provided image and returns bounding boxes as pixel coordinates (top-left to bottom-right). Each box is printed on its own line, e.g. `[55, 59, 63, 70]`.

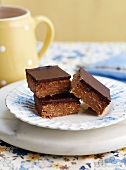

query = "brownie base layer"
[34, 94, 80, 118]
[26, 74, 71, 98]
[71, 69, 111, 115]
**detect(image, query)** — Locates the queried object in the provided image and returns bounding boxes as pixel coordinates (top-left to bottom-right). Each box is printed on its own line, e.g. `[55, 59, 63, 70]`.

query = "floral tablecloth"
[0, 140, 126, 170]
[1, 42, 126, 170]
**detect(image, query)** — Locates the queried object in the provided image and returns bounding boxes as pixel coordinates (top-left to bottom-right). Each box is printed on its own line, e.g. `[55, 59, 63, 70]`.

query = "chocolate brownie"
[34, 93, 80, 118]
[26, 66, 71, 98]
[70, 68, 111, 115]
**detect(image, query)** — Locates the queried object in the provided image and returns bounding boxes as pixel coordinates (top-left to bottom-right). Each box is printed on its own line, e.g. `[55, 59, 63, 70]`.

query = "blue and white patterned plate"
[5, 76, 126, 131]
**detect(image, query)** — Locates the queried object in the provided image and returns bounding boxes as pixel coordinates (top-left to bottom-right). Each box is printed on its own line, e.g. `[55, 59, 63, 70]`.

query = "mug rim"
[0, 5, 30, 21]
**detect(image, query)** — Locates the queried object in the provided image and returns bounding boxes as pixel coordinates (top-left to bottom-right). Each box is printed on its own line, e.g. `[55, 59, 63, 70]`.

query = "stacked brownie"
[26, 66, 80, 118]
[26, 65, 111, 118]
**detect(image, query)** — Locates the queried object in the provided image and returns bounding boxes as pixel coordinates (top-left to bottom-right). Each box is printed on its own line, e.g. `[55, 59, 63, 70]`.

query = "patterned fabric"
[1, 42, 126, 170]
[0, 140, 126, 170]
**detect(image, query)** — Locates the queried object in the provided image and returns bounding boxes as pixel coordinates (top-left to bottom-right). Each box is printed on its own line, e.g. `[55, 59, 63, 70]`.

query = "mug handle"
[33, 16, 55, 58]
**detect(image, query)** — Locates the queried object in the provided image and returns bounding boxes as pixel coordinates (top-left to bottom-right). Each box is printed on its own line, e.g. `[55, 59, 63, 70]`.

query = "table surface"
[1, 42, 126, 170]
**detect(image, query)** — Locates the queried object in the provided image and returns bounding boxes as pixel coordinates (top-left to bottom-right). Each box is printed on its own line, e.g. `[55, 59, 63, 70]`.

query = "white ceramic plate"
[5, 76, 126, 131]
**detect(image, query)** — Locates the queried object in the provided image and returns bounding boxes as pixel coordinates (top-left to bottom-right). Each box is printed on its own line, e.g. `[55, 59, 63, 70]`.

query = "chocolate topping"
[34, 92, 80, 105]
[79, 68, 111, 101]
[26, 65, 71, 82]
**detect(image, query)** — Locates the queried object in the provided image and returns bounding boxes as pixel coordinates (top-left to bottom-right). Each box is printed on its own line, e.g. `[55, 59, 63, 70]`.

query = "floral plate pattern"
[5, 76, 126, 131]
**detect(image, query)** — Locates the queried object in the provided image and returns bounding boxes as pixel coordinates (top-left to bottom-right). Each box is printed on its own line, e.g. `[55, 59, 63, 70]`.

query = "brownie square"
[70, 68, 111, 115]
[26, 65, 71, 98]
[34, 93, 80, 118]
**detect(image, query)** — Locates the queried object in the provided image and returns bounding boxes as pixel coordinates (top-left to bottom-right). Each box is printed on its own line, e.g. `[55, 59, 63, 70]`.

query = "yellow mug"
[0, 5, 55, 87]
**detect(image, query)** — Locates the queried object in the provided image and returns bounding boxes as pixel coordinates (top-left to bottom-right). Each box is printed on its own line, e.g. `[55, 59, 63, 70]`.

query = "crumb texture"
[36, 79, 71, 98]
[35, 98, 80, 118]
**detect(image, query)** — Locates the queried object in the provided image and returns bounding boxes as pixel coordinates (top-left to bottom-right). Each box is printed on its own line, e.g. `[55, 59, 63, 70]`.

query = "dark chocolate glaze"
[26, 65, 71, 82]
[79, 68, 111, 101]
[34, 92, 80, 105]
